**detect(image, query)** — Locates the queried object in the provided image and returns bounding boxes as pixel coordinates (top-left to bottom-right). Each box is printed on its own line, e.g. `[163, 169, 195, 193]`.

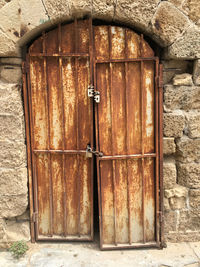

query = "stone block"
[189, 189, 200, 215]
[0, 168, 27, 195]
[186, 112, 200, 138]
[0, 141, 26, 168]
[167, 26, 200, 59]
[165, 184, 188, 198]
[178, 210, 200, 232]
[0, 0, 48, 43]
[0, 65, 22, 83]
[0, 83, 24, 116]
[0, 194, 27, 218]
[169, 197, 187, 210]
[151, 2, 190, 46]
[176, 137, 200, 163]
[164, 85, 200, 111]
[0, 30, 20, 57]
[162, 60, 189, 84]
[43, 0, 72, 22]
[172, 73, 193, 86]
[166, 232, 200, 242]
[182, 0, 200, 25]
[164, 210, 178, 232]
[164, 197, 170, 211]
[0, 0, 7, 9]
[193, 59, 200, 85]
[114, 0, 160, 32]
[163, 159, 177, 189]
[178, 163, 200, 188]
[0, 115, 24, 141]
[184, 263, 200, 267]
[0, 58, 22, 65]
[93, 0, 115, 20]
[0, 219, 30, 248]
[163, 112, 185, 138]
[163, 137, 176, 155]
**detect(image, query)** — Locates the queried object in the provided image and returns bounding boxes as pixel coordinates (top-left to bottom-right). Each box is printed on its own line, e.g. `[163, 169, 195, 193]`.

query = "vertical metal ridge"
[155, 59, 160, 244]
[124, 29, 132, 245]
[125, 61, 132, 245]
[27, 55, 39, 239]
[23, 59, 35, 242]
[58, 23, 67, 236]
[89, 17, 94, 239]
[44, 39, 54, 236]
[74, 17, 81, 236]
[93, 25, 104, 247]
[108, 25, 117, 246]
[159, 64, 164, 247]
[140, 34, 146, 243]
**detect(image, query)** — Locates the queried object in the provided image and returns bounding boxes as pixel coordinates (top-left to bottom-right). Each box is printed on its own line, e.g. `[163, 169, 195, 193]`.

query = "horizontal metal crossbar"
[95, 57, 158, 64]
[99, 153, 156, 161]
[29, 53, 89, 57]
[33, 149, 86, 154]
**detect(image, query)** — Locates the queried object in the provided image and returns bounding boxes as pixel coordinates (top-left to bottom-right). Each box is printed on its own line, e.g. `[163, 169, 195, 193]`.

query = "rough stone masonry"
[0, 0, 200, 247]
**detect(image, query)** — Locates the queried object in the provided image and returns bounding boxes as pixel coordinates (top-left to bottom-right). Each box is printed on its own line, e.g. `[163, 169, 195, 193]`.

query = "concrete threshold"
[0, 241, 199, 267]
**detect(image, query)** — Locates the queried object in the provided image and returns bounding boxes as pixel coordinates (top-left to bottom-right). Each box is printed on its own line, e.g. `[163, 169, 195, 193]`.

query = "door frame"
[22, 17, 164, 247]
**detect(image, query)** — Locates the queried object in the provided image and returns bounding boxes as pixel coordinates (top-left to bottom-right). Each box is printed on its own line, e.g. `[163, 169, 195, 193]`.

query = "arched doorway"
[23, 17, 163, 250]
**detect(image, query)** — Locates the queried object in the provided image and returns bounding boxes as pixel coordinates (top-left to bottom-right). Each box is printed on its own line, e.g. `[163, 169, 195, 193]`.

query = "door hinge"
[88, 85, 100, 103]
[32, 212, 38, 223]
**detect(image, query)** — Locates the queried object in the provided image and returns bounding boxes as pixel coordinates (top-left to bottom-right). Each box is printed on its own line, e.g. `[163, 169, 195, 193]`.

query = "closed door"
[23, 18, 163, 248]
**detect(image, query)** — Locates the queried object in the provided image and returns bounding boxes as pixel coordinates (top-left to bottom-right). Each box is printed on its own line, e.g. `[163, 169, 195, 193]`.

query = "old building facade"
[0, 0, 200, 247]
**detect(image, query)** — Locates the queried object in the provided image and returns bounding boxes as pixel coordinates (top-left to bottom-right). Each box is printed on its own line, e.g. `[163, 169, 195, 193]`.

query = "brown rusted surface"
[94, 25, 160, 249]
[24, 19, 162, 248]
[27, 19, 93, 240]
[22, 62, 35, 242]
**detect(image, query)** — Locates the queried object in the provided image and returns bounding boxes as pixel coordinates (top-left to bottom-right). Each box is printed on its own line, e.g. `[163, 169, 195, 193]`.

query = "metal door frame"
[22, 18, 164, 246]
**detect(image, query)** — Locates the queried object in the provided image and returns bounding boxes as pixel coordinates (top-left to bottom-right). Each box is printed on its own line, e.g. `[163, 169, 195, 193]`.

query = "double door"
[23, 18, 163, 250]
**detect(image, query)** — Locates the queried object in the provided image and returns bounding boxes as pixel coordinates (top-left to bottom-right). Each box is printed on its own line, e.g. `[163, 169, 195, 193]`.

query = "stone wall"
[0, 0, 200, 247]
[163, 60, 200, 242]
[0, 58, 30, 248]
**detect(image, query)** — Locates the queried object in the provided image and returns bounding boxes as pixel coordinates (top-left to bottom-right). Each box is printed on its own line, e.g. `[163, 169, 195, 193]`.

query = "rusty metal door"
[93, 25, 163, 249]
[24, 19, 94, 240]
[23, 19, 163, 247]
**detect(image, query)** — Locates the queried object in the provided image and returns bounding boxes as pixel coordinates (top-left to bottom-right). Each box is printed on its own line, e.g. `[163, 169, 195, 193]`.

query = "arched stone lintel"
[0, 0, 199, 59]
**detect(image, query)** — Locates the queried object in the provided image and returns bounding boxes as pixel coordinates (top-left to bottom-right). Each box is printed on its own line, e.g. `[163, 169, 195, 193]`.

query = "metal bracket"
[88, 85, 94, 97]
[88, 85, 100, 103]
[94, 91, 100, 103]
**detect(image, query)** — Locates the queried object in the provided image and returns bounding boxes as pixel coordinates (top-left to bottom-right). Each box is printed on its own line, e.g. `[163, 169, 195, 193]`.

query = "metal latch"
[88, 85, 100, 103]
[86, 145, 103, 158]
